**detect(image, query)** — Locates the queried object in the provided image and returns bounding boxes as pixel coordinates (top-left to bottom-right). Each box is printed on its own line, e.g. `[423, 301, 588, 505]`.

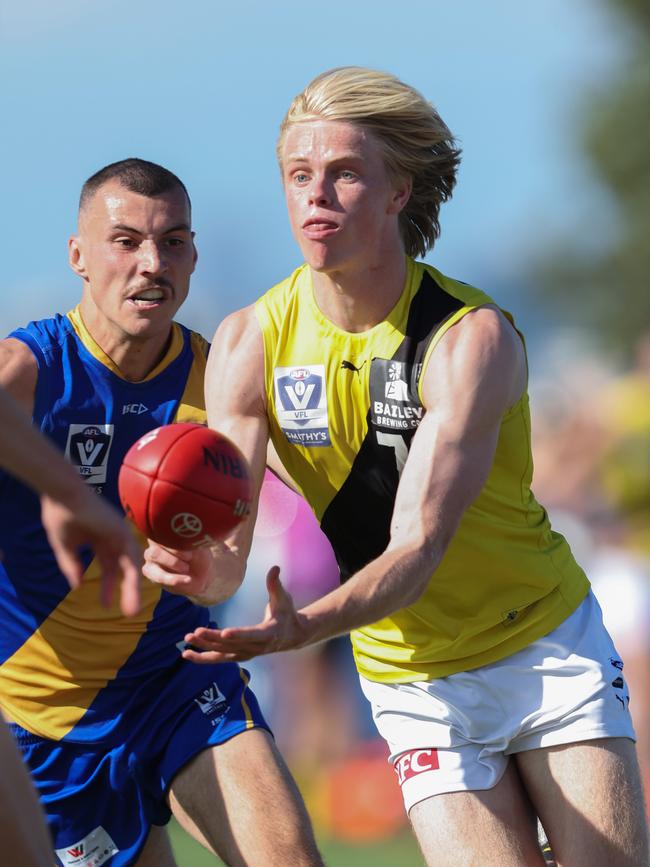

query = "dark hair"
[79, 158, 191, 213]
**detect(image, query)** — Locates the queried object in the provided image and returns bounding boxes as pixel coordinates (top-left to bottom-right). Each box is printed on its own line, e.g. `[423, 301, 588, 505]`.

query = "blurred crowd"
[215, 327, 650, 842]
[530, 328, 650, 807]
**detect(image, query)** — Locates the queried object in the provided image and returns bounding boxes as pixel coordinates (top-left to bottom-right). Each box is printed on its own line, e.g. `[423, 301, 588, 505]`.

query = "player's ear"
[388, 175, 412, 215]
[68, 235, 88, 280]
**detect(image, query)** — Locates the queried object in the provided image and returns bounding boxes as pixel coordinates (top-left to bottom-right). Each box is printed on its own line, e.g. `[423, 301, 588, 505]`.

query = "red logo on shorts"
[393, 749, 439, 785]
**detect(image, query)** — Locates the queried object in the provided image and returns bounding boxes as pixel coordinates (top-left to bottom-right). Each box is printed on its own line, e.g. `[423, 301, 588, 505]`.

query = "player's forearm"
[295, 456, 488, 647]
[297, 542, 438, 646]
[296, 476, 470, 648]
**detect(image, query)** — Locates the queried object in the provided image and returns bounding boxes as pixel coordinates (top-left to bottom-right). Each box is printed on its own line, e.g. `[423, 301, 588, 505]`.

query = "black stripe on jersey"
[320, 271, 464, 581]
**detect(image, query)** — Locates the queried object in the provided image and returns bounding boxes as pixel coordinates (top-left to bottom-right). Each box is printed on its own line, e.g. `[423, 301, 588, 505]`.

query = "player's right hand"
[41, 492, 142, 617]
[142, 540, 245, 607]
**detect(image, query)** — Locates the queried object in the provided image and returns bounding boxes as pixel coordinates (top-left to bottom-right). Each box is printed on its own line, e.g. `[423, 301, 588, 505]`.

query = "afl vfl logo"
[171, 512, 203, 538]
[273, 363, 331, 447]
[65, 423, 114, 486]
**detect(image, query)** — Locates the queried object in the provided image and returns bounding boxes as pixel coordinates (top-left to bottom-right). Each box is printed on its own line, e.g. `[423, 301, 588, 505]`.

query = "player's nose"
[308, 174, 332, 207]
[138, 240, 168, 274]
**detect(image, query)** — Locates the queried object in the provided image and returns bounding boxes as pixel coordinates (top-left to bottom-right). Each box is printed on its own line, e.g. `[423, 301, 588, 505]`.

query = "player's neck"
[310, 253, 407, 334]
[103, 334, 172, 382]
[78, 303, 173, 382]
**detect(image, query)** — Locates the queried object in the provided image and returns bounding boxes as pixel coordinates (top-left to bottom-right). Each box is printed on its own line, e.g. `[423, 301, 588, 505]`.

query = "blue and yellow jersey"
[256, 258, 590, 683]
[0, 306, 208, 742]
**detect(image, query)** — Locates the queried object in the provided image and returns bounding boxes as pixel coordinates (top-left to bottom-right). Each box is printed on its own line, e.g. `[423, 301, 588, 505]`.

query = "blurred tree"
[532, 0, 650, 359]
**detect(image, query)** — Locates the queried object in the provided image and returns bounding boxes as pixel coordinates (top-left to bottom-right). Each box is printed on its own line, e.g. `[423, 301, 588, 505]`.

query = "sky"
[1, 0, 628, 350]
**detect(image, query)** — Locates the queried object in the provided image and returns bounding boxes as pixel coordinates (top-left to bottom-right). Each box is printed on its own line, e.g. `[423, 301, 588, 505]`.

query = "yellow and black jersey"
[0, 306, 208, 742]
[256, 257, 590, 682]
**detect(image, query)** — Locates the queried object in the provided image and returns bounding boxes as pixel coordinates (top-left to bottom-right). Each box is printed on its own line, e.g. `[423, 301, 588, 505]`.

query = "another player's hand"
[40, 492, 141, 617]
[181, 566, 310, 664]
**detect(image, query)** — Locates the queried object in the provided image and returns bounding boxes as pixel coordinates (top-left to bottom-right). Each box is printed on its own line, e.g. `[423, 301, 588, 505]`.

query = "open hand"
[181, 566, 310, 663]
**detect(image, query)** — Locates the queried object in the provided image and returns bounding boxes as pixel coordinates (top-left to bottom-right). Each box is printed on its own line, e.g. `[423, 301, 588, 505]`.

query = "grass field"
[169, 820, 424, 866]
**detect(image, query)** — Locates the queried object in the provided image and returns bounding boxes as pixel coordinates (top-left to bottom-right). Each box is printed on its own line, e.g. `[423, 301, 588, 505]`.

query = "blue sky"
[1, 0, 627, 346]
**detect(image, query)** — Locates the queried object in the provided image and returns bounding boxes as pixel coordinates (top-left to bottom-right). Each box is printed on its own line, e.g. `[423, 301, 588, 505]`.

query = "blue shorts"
[11, 658, 270, 867]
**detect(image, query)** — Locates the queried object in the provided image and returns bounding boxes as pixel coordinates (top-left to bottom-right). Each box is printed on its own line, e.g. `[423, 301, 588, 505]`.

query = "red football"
[118, 423, 251, 549]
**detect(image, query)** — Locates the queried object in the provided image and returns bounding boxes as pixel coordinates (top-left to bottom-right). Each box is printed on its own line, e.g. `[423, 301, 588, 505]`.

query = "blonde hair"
[278, 67, 461, 258]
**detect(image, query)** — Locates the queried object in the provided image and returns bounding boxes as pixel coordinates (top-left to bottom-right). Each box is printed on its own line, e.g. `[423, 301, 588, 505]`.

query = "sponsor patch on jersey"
[273, 365, 331, 447]
[55, 825, 118, 866]
[121, 402, 149, 415]
[65, 424, 115, 485]
[369, 359, 424, 432]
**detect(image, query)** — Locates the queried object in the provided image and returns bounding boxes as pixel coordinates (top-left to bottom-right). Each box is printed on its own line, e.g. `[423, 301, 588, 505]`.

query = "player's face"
[69, 181, 196, 343]
[281, 120, 409, 275]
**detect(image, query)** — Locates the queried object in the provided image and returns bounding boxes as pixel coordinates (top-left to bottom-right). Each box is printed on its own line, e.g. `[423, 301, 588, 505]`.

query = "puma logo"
[341, 359, 366, 375]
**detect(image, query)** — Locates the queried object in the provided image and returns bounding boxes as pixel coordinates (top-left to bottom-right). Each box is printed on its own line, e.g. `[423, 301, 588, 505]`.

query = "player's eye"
[292, 172, 310, 184]
[338, 170, 357, 181]
[165, 237, 185, 247]
[115, 238, 138, 248]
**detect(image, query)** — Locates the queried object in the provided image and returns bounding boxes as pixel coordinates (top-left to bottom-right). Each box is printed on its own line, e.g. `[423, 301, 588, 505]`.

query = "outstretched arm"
[181, 306, 527, 662]
[0, 339, 141, 615]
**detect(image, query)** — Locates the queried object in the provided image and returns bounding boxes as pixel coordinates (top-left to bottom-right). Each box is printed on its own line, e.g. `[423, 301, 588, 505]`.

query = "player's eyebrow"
[161, 223, 192, 234]
[111, 223, 191, 234]
[285, 153, 364, 166]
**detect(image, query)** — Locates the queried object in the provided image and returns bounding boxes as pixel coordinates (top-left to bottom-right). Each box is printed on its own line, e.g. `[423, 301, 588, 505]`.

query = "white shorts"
[360, 590, 636, 813]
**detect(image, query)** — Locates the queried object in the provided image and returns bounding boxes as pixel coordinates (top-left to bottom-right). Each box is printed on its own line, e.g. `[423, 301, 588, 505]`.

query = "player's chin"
[305, 254, 337, 274]
[123, 305, 177, 332]
[300, 240, 342, 271]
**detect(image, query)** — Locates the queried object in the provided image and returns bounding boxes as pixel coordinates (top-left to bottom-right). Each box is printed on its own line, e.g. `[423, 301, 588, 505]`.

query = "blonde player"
[144, 69, 649, 865]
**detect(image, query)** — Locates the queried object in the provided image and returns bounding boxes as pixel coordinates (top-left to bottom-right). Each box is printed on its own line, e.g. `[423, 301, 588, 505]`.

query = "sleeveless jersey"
[0, 306, 208, 742]
[256, 258, 590, 682]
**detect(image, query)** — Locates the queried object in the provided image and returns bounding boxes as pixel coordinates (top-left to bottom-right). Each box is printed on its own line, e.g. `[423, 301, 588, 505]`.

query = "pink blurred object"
[255, 470, 339, 606]
[254, 471, 299, 538]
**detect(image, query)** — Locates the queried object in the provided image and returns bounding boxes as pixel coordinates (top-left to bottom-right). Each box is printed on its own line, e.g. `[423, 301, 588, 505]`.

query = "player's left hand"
[181, 566, 310, 663]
